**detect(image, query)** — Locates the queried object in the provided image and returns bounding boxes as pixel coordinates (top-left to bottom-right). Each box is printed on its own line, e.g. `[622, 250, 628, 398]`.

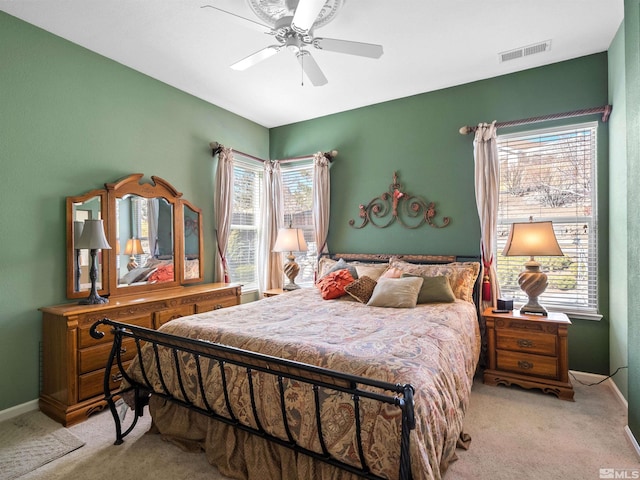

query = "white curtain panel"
[258, 160, 284, 292]
[147, 198, 159, 257]
[312, 152, 330, 273]
[214, 147, 234, 282]
[473, 121, 501, 307]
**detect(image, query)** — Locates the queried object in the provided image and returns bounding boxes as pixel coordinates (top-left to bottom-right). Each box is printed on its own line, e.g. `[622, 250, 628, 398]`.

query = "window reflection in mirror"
[72, 196, 103, 293]
[183, 203, 201, 281]
[116, 195, 175, 288]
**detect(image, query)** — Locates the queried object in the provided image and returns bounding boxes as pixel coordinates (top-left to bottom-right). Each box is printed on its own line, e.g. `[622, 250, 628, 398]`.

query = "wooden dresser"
[40, 282, 241, 426]
[482, 307, 574, 401]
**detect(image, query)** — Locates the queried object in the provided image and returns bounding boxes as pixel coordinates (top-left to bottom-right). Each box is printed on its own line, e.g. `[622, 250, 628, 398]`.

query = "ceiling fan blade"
[231, 46, 281, 71]
[313, 37, 384, 58]
[201, 5, 273, 35]
[297, 50, 328, 86]
[291, 0, 326, 34]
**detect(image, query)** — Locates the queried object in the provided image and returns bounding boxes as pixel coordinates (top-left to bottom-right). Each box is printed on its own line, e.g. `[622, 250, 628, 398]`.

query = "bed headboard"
[324, 252, 483, 311]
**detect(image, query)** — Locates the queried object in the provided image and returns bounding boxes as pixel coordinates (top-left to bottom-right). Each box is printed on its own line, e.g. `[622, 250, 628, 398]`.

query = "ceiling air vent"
[499, 40, 552, 63]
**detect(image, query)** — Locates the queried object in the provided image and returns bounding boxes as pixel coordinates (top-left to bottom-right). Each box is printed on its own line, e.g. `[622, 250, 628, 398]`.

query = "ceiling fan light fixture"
[247, 0, 344, 30]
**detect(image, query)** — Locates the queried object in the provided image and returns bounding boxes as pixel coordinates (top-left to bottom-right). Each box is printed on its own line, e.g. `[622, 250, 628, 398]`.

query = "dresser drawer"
[195, 295, 239, 313]
[78, 361, 131, 401]
[496, 330, 557, 356]
[496, 350, 558, 379]
[78, 314, 153, 348]
[78, 337, 137, 374]
[154, 305, 195, 329]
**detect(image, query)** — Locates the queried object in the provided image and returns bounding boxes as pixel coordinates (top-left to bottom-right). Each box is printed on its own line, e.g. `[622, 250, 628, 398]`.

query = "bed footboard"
[90, 318, 416, 480]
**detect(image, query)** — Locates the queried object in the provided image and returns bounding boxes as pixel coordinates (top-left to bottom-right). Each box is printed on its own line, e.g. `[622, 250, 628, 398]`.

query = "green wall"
[270, 53, 611, 375]
[0, 8, 620, 414]
[0, 12, 269, 411]
[608, 23, 629, 399]
[624, 0, 640, 439]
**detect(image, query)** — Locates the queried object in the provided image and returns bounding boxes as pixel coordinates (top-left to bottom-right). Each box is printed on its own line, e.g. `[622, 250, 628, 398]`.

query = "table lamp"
[76, 219, 111, 304]
[502, 218, 563, 315]
[124, 238, 145, 271]
[273, 226, 308, 290]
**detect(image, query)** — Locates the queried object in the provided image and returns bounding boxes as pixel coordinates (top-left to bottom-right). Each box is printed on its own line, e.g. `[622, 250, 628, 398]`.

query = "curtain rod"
[209, 142, 338, 164]
[458, 104, 612, 135]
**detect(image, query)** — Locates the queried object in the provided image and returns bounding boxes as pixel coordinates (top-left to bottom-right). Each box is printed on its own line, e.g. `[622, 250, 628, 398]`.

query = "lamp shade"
[273, 228, 308, 253]
[502, 221, 563, 257]
[76, 219, 111, 250]
[124, 238, 145, 255]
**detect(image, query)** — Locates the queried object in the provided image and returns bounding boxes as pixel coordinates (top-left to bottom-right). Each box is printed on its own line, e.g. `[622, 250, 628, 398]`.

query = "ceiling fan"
[202, 0, 384, 86]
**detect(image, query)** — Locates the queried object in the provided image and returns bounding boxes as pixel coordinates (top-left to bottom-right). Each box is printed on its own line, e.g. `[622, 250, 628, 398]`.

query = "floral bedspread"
[125, 288, 480, 480]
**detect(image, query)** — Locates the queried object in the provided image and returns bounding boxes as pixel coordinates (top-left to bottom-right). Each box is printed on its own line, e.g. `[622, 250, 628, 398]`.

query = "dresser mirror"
[66, 190, 109, 299]
[66, 174, 204, 300]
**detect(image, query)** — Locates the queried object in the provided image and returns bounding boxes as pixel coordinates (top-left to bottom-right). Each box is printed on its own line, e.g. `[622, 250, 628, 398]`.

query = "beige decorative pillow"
[366, 277, 424, 308]
[317, 257, 337, 278]
[344, 276, 377, 303]
[389, 257, 480, 303]
[354, 264, 388, 281]
[381, 267, 403, 278]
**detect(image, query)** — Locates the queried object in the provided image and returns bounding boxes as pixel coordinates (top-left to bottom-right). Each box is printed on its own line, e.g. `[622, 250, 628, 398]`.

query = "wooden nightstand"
[483, 307, 574, 401]
[263, 288, 286, 298]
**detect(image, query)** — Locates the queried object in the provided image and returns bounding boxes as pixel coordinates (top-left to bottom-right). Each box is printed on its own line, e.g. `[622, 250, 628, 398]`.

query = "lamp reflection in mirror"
[502, 218, 563, 316]
[273, 226, 308, 290]
[124, 238, 145, 271]
[73, 221, 84, 292]
[76, 219, 111, 304]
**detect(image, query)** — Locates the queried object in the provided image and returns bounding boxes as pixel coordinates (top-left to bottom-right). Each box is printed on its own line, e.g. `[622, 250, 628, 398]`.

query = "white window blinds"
[496, 122, 598, 315]
[227, 160, 262, 290]
[282, 163, 315, 286]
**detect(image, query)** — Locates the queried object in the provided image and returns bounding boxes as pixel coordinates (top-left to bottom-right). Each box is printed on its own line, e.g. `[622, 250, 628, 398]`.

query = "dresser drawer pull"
[517, 339, 534, 348]
[214, 304, 223, 310]
[518, 360, 534, 370]
[111, 372, 123, 383]
[120, 347, 127, 354]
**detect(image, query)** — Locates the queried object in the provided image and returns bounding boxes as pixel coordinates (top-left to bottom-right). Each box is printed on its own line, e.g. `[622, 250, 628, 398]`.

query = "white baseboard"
[571, 370, 639, 460]
[0, 399, 39, 423]
[570, 370, 628, 409]
[625, 425, 640, 460]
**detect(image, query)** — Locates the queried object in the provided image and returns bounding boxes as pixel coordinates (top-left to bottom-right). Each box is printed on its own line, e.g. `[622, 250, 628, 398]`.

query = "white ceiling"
[1, 1, 624, 128]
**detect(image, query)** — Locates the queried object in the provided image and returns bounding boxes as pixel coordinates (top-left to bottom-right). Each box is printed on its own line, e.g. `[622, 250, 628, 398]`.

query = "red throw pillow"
[316, 269, 355, 300]
[147, 264, 174, 283]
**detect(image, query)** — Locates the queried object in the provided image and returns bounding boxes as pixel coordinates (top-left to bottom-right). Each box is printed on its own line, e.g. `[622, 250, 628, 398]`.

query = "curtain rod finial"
[459, 126, 472, 135]
[324, 149, 338, 162]
[210, 141, 223, 156]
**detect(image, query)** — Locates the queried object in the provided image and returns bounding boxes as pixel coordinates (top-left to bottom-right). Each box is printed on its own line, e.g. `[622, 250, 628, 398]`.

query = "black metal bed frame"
[90, 318, 416, 480]
[90, 253, 482, 480]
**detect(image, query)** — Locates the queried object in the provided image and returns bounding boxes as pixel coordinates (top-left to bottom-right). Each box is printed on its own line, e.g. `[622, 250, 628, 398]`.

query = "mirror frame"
[66, 173, 204, 300]
[66, 189, 109, 299]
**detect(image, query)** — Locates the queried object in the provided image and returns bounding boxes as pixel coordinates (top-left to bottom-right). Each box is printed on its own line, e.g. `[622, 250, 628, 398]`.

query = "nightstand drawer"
[497, 350, 558, 379]
[496, 330, 557, 356]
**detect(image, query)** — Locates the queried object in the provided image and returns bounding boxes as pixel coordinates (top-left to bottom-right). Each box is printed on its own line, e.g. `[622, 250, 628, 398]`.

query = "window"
[496, 123, 598, 315]
[282, 163, 315, 287]
[227, 160, 262, 290]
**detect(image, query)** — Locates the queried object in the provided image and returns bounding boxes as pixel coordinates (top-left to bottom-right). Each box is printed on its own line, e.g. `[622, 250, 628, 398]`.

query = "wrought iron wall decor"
[349, 172, 450, 230]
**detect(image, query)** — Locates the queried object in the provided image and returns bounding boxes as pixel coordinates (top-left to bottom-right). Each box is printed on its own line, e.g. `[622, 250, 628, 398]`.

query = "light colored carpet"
[0, 410, 85, 480]
[11, 374, 640, 480]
